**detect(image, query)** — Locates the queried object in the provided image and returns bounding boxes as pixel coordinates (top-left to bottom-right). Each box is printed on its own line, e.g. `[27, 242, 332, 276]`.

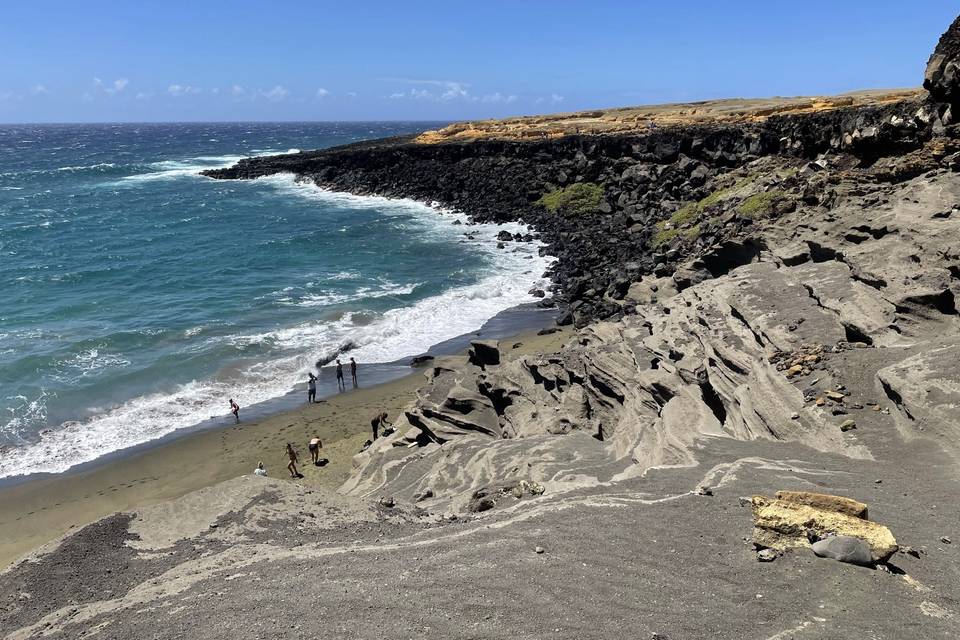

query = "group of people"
[252, 412, 395, 480]
[231, 356, 404, 481]
[307, 357, 358, 401]
[228, 357, 362, 425]
[254, 435, 326, 479]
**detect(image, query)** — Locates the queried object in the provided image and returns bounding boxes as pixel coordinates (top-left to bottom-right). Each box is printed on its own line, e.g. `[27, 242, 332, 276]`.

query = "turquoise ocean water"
[0, 123, 551, 478]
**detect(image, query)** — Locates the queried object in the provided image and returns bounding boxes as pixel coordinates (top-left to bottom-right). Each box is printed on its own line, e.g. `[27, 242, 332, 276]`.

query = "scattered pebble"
[535, 546, 545, 554]
[757, 548, 779, 562]
[839, 419, 857, 432]
[941, 536, 952, 544]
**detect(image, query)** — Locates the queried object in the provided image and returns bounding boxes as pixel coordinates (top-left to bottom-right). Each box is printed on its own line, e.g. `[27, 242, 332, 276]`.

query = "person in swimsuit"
[335, 359, 345, 390]
[307, 373, 317, 403]
[308, 435, 322, 464]
[370, 412, 392, 440]
[229, 398, 240, 423]
[286, 443, 300, 478]
[350, 357, 358, 386]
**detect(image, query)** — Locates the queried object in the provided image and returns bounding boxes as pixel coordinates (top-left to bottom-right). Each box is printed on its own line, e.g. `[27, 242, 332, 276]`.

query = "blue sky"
[1, 1, 956, 123]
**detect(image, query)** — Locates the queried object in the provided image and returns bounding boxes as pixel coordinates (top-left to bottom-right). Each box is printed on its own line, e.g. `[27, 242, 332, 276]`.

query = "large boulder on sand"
[811, 536, 874, 567]
[925, 15, 960, 107]
[751, 491, 897, 563]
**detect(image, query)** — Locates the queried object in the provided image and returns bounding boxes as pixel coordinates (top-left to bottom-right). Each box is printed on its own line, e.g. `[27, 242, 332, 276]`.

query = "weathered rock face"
[925, 15, 960, 107]
[342, 164, 960, 527]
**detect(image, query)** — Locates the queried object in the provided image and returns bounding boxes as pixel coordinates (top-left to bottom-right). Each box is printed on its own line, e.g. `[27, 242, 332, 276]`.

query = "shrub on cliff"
[537, 183, 603, 215]
[738, 190, 785, 218]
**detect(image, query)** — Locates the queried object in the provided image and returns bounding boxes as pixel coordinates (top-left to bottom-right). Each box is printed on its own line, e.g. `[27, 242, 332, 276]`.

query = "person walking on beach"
[307, 373, 317, 403]
[286, 443, 300, 478]
[229, 398, 240, 423]
[308, 435, 323, 465]
[350, 357, 358, 387]
[335, 359, 345, 390]
[370, 412, 392, 440]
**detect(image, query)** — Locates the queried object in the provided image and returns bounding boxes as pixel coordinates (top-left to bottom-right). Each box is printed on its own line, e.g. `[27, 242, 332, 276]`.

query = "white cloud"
[168, 84, 202, 97]
[211, 87, 220, 95]
[93, 78, 129, 95]
[535, 93, 566, 106]
[257, 85, 289, 101]
[135, 90, 154, 100]
[481, 92, 517, 104]
[30, 84, 49, 95]
[0, 90, 17, 102]
[315, 87, 330, 98]
[231, 84, 246, 97]
[386, 79, 477, 102]
[346, 91, 357, 98]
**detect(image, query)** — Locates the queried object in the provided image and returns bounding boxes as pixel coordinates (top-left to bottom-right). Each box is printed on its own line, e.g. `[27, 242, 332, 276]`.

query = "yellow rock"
[775, 490, 868, 518]
[825, 390, 845, 401]
[751, 493, 897, 562]
[786, 364, 803, 377]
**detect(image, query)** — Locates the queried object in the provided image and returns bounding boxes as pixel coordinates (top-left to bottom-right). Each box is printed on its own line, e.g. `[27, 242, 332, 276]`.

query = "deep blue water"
[0, 123, 551, 477]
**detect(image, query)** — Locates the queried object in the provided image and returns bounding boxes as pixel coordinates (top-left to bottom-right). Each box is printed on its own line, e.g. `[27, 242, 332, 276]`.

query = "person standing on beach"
[335, 359, 345, 390]
[307, 373, 317, 403]
[286, 443, 300, 478]
[229, 398, 240, 423]
[350, 357, 358, 387]
[370, 412, 392, 440]
[308, 435, 322, 464]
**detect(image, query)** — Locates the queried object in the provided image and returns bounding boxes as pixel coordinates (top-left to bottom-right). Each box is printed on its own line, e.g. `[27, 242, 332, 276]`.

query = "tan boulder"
[775, 490, 868, 519]
[751, 492, 897, 563]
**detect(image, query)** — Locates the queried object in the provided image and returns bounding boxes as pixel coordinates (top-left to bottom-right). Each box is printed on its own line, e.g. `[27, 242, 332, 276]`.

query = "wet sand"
[0, 327, 569, 569]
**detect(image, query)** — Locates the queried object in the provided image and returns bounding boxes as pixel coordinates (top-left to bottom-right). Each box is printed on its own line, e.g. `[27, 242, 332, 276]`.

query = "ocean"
[0, 122, 553, 479]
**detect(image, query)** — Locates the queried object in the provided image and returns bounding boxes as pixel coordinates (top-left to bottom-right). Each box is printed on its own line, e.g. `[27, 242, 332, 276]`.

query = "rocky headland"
[4, 16, 960, 640]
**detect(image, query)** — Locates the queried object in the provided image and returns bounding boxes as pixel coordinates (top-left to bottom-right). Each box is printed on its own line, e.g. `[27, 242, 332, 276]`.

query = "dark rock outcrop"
[925, 15, 960, 108]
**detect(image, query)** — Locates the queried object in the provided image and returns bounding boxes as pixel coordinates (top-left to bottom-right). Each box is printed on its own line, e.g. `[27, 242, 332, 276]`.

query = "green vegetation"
[648, 177, 759, 248]
[738, 190, 784, 219]
[652, 223, 700, 248]
[537, 182, 603, 215]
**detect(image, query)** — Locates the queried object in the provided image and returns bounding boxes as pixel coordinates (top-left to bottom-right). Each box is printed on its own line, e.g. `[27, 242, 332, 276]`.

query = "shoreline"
[0, 314, 569, 569]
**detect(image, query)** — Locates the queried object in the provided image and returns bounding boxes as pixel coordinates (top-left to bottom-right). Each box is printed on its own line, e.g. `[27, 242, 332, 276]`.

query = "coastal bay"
[0, 326, 569, 568]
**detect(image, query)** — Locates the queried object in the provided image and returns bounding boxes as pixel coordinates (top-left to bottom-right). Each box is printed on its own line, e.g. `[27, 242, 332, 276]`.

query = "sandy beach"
[0, 326, 570, 569]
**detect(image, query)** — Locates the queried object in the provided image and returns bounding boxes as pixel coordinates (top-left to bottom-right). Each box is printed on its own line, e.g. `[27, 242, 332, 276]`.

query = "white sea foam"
[0, 186, 554, 478]
[55, 162, 117, 172]
[105, 149, 299, 186]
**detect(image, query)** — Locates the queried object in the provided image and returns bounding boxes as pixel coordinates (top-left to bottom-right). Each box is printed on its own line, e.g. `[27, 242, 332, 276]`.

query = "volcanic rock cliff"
[4, 15, 960, 640]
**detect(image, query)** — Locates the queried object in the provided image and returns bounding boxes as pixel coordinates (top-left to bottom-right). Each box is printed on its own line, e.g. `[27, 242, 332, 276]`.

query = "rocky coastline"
[205, 81, 954, 329]
[4, 15, 960, 640]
